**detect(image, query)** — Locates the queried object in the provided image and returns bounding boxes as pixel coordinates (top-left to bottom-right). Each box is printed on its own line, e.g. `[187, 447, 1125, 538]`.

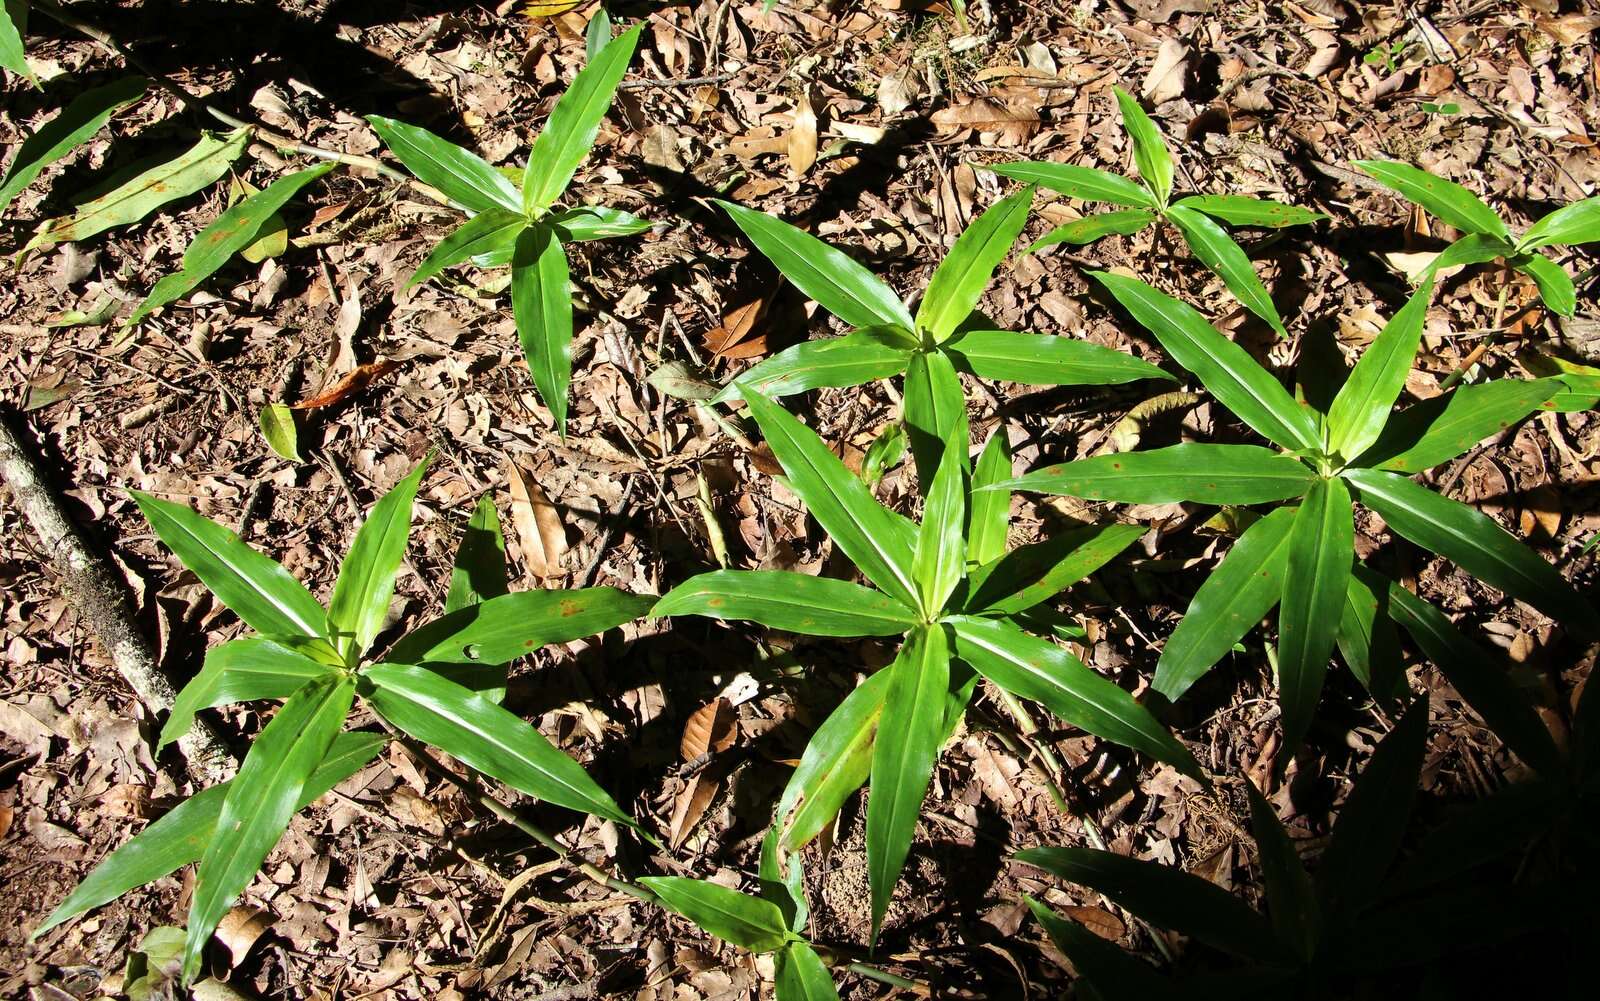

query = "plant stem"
[1441, 279, 1510, 391]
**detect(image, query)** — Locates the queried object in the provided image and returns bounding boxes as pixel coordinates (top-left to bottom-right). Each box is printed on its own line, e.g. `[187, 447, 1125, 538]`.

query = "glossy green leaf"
[184, 675, 354, 982]
[945, 329, 1172, 386]
[26, 129, 250, 253]
[1276, 477, 1353, 757]
[327, 459, 428, 658]
[860, 419, 908, 488]
[947, 615, 1201, 779]
[0, 76, 146, 215]
[1027, 209, 1157, 250]
[511, 224, 576, 431]
[1167, 203, 1287, 336]
[386, 587, 655, 667]
[966, 523, 1144, 616]
[1344, 467, 1595, 635]
[257, 403, 300, 462]
[1421, 232, 1512, 280]
[1017, 845, 1286, 963]
[742, 391, 920, 608]
[1325, 281, 1432, 462]
[759, 826, 807, 934]
[1355, 377, 1561, 472]
[867, 625, 951, 942]
[409, 209, 526, 288]
[988, 161, 1155, 209]
[160, 636, 338, 747]
[966, 430, 1012, 565]
[1, 0, 35, 86]
[1354, 160, 1508, 240]
[364, 662, 638, 829]
[994, 443, 1317, 505]
[774, 941, 840, 1001]
[1243, 781, 1317, 961]
[1337, 565, 1404, 703]
[1153, 506, 1295, 701]
[913, 435, 966, 615]
[584, 5, 611, 59]
[1090, 272, 1321, 450]
[445, 495, 508, 615]
[716, 199, 913, 331]
[638, 877, 792, 953]
[32, 731, 384, 939]
[902, 348, 967, 485]
[1517, 196, 1600, 251]
[1384, 581, 1564, 776]
[546, 204, 652, 241]
[1024, 896, 1178, 1001]
[654, 570, 916, 636]
[1172, 194, 1326, 229]
[916, 185, 1034, 342]
[1114, 86, 1174, 206]
[366, 115, 521, 214]
[132, 491, 325, 638]
[523, 24, 642, 211]
[1514, 253, 1576, 317]
[775, 670, 891, 853]
[711, 331, 911, 404]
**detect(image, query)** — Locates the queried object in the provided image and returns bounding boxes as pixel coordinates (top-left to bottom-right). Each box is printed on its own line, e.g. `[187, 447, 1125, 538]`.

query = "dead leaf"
[507, 463, 568, 579]
[642, 123, 685, 172]
[681, 698, 736, 760]
[1520, 484, 1562, 540]
[669, 769, 722, 849]
[931, 97, 1039, 144]
[704, 297, 769, 357]
[1064, 905, 1125, 941]
[293, 359, 405, 410]
[216, 907, 275, 968]
[1142, 37, 1191, 104]
[789, 88, 819, 177]
[877, 65, 919, 115]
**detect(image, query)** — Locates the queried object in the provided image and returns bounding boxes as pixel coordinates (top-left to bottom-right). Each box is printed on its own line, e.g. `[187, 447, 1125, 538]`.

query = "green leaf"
[965, 523, 1145, 616]
[860, 419, 908, 488]
[1276, 476, 1354, 757]
[716, 199, 913, 331]
[1354, 160, 1509, 240]
[1152, 506, 1295, 701]
[867, 625, 951, 942]
[1343, 467, 1595, 635]
[915, 186, 1034, 342]
[132, 491, 325, 638]
[32, 732, 384, 939]
[1027, 209, 1158, 250]
[1114, 86, 1174, 206]
[445, 495, 508, 615]
[742, 390, 920, 608]
[1516, 196, 1600, 251]
[1090, 272, 1321, 451]
[654, 570, 916, 636]
[546, 204, 652, 241]
[1420, 232, 1511, 281]
[966, 430, 1012, 566]
[1514, 253, 1576, 317]
[523, 24, 642, 211]
[1, 0, 36, 86]
[1337, 565, 1405, 703]
[914, 436, 967, 615]
[409, 209, 526, 288]
[1384, 581, 1564, 777]
[326, 459, 428, 658]
[363, 662, 638, 829]
[1167, 203, 1287, 337]
[511, 224, 576, 432]
[584, 5, 611, 59]
[994, 443, 1317, 505]
[1325, 281, 1432, 462]
[987, 161, 1155, 209]
[26, 129, 250, 253]
[1388, 781, 1565, 896]
[127, 162, 334, 325]
[947, 615, 1201, 779]
[945, 329, 1173, 387]
[774, 941, 840, 1001]
[1172, 194, 1326, 229]
[160, 636, 338, 747]
[183, 675, 354, 982]
[638, 877, 791, 953]
[366, 115, 521, 214]
[0, 76, 146, 216]
[712, 331, 912, 404]
[1023, 896, 1178, 1001]
[902, 348, 967, 485]
[1017, 846, 1287, 963]
[1355, 377, 1561, 472]
[386, 587, 655, 668]
[257, 403, 300, 462]
[1243, 781, 1317, 961]
[1315, 695, 1429, 919]
[775, 670, 890, 853]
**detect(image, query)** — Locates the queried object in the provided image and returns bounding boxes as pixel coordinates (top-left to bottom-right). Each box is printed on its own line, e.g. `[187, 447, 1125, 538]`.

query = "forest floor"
[2, 1, 1598, 999]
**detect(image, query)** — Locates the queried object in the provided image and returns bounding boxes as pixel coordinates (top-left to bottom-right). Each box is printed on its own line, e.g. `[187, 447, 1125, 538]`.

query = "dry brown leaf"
[216, 907, 275, 968]
[681, 697, 737, 760]
[292, 359, 405, 410]
[507, 463, 568, 579]
[1519, 484, 1562, 540]
[789, 88, 819, 177]
[1142, 37, 1191, 104]
[1064, 905, 1126, 941]
[704, 297, 769, 357]
[931, 97, 1040, 144]
[668, 769, 722, 849]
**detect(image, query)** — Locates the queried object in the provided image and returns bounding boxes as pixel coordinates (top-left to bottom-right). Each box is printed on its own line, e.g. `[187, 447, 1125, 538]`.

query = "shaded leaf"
[1243, 782, 1317, 961]
[0, 76, 147, 215]
[965, 523, 1145, 616]
[775, 670, 890, 853]
[902, 348, 967, 486]
[1024, 896, 1178, 1001]
[386, 587, 655, 668]
[1355, 378, 1561, 472]
[445, 495, 508, 615]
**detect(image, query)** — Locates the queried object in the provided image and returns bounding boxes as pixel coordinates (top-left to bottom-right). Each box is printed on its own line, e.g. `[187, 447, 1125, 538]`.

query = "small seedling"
[1363, 39, 1415, 75]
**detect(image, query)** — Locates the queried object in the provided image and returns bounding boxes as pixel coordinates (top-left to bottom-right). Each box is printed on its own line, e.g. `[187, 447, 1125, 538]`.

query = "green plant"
[992, 273, 1593, 756]
[32, 459, 654, 984]
[712, 188, 1174, 480]
[653, 389, 1202, 943]
[989, 86, 1326, 337]
[1356, 158, 1600, 317]
[1, 0, 36, 86]
[368, 23, 648, 433]
[1363, 39, 1414, 74]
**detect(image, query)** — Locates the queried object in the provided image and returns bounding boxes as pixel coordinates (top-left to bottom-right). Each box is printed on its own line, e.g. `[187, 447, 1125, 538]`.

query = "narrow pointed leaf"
[1153, 506, 1295, 700]
[1024, 896, 1178, 1001]
[1517, 196, 1600, 251]
[1337, 565, 1405, 703]
[759, 824, 807, 933]
[654, 570, 916, 636]
[511, 224, 575, 431]
[948, 615, 1201, 778]
[0, 76, 147, 215]
[1420, 232, 1511, 280]
[867, 625, 950, 942]
[386, 587, 654, 667]
[966, 431, 1012, 565]
[916, 186, 1034, 342]
[523, 24, 642, 211]
[638, 877, 791, 953]
[1028, 209, 1157, 250]
[774, 942, 841, 1001]
[1, 0, 35, 86]
[902, 348, 967, 485]
[409, 210, 526, 288]
[160, 637, 338, 747]
[1325, 281, 1432, 462]
[966, 523, 1145, 616]
[184, 675, 354, 982]
[988, 161, 1155, 208]
[1276, 477, 1354, 756]
[742, 391, 920, 607]
[996, 443, 1316, 505]
[1090, 272, 1321, 450]
[445, 495, 508, 615]
[366, 115, 520, 213]
[776, 670, 891, 853]
[712, 331, 911, 404]
[132, 491, 325, 638]
[1344, 467, 1595, 635]
[1354, 160, 1509, 240]
[327, 459, 428, 657]
[1167, 203, 1287, 336]
[914, 437, 966, 615]
[1173, 194, 1326, 229]
[945, 329, 1172, 386]
[716, 199, 913, 330]
[1514, 253, 1576, 317]
[1243, 782, 1317, 961]
[1355, 377, 1561, 472]
[1388, 781, 1565, 895]
[1114, 87, 1173, 206]
[547, 204, 652, 241]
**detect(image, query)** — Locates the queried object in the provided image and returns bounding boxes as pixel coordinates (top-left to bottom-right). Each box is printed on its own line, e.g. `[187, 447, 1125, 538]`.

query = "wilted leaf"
[507, 462, 567, 579]
[293, 359, 404, 410]
[789, 88, 819, 177]
[704, 296, 770, 357]
[1141, 38, 1191, 104]
[681, 698, 737, 760]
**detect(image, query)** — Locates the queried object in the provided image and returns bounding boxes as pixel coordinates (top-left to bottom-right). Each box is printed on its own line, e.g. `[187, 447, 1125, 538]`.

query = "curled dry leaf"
[1142, 37, 1191, 104]
[681, 697, 737, 761]
[215, 906, 275, 968]
[703, 296, 769, 357]
[506, 462, 568, 579]
[293, 359, 405, 410]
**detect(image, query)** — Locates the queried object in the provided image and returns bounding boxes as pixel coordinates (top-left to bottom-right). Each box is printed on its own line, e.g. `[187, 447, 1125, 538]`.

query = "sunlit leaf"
[1167, 203, 1287, 336]
[366, 115, 521, 214]
[1276, 477, 1354, 757]
[915, 186, 1035, 342]
[326, 459, 429, 658]
[1354, 159, 1509, 240]
[654, 570, 917, 636]
[638, 877, 792, 953]
[523, 24, 643, 210]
